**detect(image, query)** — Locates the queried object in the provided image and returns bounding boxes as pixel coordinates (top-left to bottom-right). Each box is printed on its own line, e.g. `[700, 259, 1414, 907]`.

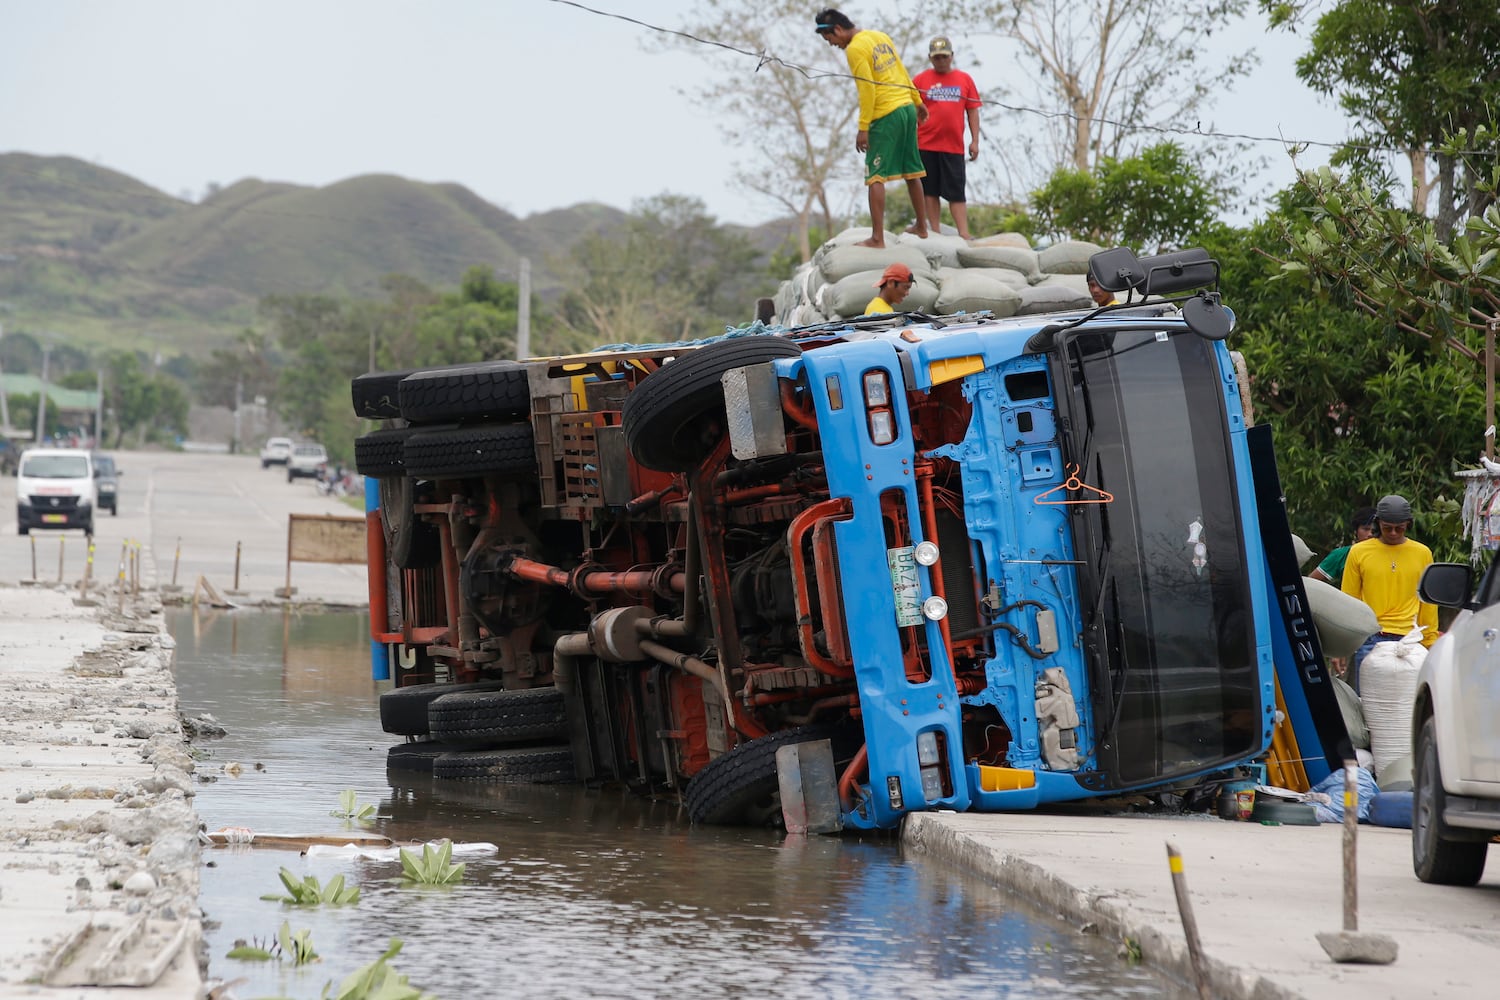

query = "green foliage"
[322, 939, 436, 1000]
[1031, 142, 1224, 252]
[556, 194, 766, 345]
[1265, 0, 1500, 235]
[226, 921, 319, 966]
[330, 789, 376, 823]
[1207, 197, 1484, 562]
[260, 867, 362, 906]
[97, 350, 189, 448]
[398, 840, 465, 886]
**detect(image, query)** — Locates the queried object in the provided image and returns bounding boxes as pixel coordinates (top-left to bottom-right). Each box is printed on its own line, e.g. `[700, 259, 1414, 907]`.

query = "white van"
[16, 447, 97, 535]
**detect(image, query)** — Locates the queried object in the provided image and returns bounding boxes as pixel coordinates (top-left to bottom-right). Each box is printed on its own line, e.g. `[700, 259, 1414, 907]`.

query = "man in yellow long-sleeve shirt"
[815, 8, 929, 248]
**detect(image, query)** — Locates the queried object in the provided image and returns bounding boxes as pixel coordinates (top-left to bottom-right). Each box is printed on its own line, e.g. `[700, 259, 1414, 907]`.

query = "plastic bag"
[1308, 766, 1379, 823]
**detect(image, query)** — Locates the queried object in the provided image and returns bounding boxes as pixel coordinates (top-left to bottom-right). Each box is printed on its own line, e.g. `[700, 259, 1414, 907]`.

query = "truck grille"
[28, 495, 81, 512]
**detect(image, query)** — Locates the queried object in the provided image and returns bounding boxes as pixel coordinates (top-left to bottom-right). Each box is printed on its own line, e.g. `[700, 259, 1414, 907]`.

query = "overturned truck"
[354, 246, 1345, 831]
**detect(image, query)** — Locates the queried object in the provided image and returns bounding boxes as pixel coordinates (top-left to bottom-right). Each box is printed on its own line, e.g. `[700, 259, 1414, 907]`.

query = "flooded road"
[172, 608, 1191, 999]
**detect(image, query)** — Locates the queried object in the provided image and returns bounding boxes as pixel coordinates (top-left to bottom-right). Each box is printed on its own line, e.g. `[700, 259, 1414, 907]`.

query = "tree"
[1030, 141, 1226, 251]
[666, 1, 932, 261]
[945, 0, 1256, 190]
[555, 195, 764, 345]
[1206, 207, 1484, 561]
[98, 350, 189, 448]
[193, 328, 279, 410]
[1263, 0, 1500, 237]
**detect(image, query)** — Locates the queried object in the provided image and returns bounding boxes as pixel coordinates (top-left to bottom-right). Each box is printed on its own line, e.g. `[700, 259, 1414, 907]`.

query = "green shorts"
[865, 104, 926, 185]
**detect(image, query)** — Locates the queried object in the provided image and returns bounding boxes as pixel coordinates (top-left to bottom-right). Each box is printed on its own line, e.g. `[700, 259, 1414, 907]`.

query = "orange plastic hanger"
[1035, 464, 1114, 505]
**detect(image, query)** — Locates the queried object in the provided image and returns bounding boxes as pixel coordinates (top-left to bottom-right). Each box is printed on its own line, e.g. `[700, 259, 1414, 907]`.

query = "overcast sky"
[2, 0, 1352, 228]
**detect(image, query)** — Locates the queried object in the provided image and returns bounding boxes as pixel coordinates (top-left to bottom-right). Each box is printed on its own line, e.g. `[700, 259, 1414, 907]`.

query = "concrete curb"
[904, 812, 1299, 999]
[0, 582, 204, 996]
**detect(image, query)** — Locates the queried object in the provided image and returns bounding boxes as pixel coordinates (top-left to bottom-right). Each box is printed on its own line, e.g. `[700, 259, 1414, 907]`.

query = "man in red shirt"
[912, 36, 982, 240]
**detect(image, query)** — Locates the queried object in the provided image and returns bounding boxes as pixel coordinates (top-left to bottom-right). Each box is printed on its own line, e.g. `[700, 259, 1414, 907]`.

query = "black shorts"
[919, 149, 967, 203]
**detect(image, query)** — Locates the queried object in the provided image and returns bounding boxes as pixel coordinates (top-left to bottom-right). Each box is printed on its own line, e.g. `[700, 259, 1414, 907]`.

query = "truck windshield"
[21, 455, 89, 479]
[1061, 328, 1258, 785]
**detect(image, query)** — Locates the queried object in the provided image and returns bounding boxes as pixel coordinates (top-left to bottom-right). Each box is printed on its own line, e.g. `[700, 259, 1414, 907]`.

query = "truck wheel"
[18, 522, 28, 535]
[685, 721, 861, 827]
[351, 364, 470, 420]
[403, 423, 535, 479]
[355, 427, 413, 478]
[379, 680, 507, 737]
[1413, 715, 1489, 884]
[386, 740, 467, 773]
[380, 476, 441, 570]
[428, 687, 569, 746]
[432, 746, 576, 783]
[622, 336, 802, 472]
[397, 361, 530, 424]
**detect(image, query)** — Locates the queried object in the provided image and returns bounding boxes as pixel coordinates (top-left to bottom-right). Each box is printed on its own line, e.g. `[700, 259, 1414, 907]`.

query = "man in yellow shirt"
[865, 262, 914, 314]
[815, 8, 929, 248]
[1341, 493, 1438, 691]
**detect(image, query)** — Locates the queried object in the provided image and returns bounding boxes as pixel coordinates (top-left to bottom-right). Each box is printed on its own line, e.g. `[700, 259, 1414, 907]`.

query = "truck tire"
[622, 336, 802, 472]
[1413, 716, 1489, 884]
[380, 680, 507, 737]
[403, 423, 535, 479]
[432, 745, 576, 783]
[428, 687, 569, 746]
[352, 364, 474, 420]
[355, 427, 412, 478]
[685, 721, 861, 827]
[386, 740, 468, 773]
[380, 476, 441, 570]
[398, 361, 530, 424]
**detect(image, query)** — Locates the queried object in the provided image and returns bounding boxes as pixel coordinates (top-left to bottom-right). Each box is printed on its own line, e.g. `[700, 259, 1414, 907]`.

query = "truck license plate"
[42, 514, 66, 524]
[887, 546, 922, 627]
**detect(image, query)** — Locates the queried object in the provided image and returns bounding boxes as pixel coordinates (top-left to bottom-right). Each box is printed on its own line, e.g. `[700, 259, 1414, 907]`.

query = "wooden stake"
[1166, 842, 1212, 1000]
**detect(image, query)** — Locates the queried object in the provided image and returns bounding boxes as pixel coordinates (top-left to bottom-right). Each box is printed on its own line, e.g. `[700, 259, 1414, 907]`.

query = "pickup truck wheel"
[432, 745, 575, 783]
[397, 361, 530, 424]
[428, 687, 569, 746]
[404, 423, 535, 479]
[685, 721, 861, 827]
[355, 427, 412, 478]
[1413, 715, 1489, 884]
[622, 336, 802, 472]
[380, 680, 508, 736]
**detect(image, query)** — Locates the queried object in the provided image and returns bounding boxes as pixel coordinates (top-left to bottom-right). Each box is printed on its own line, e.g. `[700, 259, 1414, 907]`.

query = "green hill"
[0, 154, 638, 357]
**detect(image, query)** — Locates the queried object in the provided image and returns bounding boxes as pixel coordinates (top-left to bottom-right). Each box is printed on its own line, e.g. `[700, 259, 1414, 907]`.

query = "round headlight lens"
[921, 596, 948, 621]
[913, 540, 940, 566]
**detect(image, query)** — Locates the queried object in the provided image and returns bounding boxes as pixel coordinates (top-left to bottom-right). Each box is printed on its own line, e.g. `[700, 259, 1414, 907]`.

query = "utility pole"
[34, 339, 50, 444]
[0, 322, 11, 433]
[232, 375, 243, 454]
[516, 257, 532, 361]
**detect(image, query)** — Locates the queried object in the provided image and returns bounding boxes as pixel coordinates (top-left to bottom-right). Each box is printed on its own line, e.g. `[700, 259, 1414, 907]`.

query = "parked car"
[16, 447, 96, 535]
[1411, 561, 1500, 884]
[91, 452, 120, 515]
[286, 442, 328, 482]
[260, 436, 294, 468]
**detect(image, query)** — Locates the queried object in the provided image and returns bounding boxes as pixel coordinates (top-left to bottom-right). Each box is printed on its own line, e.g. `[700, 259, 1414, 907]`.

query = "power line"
[546, 0, 1499, 159]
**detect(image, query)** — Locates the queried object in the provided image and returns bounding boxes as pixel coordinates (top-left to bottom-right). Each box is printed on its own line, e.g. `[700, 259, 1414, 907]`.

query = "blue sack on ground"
[1367, 791, 1414, 829]
[1309, 767, 1379, 823]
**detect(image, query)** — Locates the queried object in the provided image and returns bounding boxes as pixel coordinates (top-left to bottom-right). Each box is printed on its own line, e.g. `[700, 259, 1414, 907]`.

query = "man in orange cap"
[865, 262, 914, 314]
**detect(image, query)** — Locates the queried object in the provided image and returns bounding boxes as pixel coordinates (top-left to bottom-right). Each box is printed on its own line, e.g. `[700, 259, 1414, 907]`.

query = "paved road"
[0, 450, 371, 605]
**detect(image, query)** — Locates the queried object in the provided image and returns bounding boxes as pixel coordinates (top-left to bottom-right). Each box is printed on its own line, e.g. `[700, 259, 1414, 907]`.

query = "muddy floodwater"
[170, 608, 1192, 1000]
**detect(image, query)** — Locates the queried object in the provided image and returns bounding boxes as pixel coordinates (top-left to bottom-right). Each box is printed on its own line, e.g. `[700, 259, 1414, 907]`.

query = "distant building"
[0, 373, 101, 441]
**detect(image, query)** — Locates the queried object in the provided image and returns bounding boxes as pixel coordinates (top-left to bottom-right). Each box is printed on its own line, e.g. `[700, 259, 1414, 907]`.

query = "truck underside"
[356, 247, 1347, 830]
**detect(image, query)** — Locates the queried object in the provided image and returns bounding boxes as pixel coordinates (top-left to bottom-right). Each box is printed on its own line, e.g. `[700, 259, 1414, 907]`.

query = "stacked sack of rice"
[773, 228, 1104, 324]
